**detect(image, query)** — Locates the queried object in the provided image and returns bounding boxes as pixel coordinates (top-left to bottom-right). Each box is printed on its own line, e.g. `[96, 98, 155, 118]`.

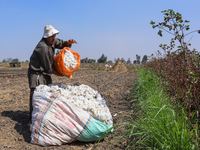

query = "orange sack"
[54, 47, 80, 79]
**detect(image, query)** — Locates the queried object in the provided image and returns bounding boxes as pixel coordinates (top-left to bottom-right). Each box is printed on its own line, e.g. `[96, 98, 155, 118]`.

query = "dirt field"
[0, 68, 137, 150]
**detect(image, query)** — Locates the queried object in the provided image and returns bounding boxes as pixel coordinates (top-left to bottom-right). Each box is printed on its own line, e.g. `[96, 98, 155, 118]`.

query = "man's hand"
[66, 39, 77, 47]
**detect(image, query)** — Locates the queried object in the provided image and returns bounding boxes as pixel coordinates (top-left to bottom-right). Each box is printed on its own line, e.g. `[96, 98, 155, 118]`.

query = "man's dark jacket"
[28, 38, 68, 88]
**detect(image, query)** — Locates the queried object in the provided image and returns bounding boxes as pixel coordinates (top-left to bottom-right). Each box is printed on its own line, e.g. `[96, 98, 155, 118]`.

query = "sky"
[1, 0, 200, 62]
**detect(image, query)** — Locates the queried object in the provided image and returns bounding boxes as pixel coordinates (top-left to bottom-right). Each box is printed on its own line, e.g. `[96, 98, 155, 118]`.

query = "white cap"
[43, 25, 59, 38]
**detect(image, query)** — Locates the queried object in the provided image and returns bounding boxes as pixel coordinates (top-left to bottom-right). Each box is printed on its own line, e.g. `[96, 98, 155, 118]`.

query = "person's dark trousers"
[30, 88, 35, 123]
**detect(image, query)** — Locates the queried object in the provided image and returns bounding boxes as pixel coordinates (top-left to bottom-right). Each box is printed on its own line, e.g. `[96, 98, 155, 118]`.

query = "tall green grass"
[120, 68, 199, 149]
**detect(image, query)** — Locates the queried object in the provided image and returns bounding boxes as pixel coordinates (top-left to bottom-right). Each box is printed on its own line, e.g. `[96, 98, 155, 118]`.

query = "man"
[28, 25, 77, 123]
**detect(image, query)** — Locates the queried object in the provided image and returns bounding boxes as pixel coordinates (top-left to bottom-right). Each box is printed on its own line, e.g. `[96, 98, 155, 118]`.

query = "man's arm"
[54, 38, 77, 49]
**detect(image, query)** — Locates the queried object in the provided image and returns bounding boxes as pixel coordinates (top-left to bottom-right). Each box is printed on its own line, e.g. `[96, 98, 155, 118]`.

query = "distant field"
[0, 62, 137, 70]
[0, 62, 29, 69]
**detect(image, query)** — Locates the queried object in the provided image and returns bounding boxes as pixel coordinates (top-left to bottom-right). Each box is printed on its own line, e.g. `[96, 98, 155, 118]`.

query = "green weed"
[110, 68, 199, 149]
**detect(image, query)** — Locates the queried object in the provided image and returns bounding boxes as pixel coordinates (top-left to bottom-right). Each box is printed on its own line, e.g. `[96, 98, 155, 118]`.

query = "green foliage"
[129, 66, 139, 70]
[150, 9, 200, 53]
[6, 58, 13, 62]
[148, 9, 200, 113]
[12, 58, 19, 62]
[107, 60, 113, 64]
[134, 54, 141, 64]
[97, 67, 104, 70]
[97, 54, 107, 63]
[119, 68, 199, 149]
[120, 58, 126, 64]
[142, 55, 148, 63]
[89, 67, 104, 70]
[2, 58, 19, 62]
[126, 58, 132, 64]
[56, 49, 61, 55]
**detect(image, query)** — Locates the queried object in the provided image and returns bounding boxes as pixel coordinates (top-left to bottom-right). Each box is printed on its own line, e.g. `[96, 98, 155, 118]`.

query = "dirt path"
[0, 69, 137, 150]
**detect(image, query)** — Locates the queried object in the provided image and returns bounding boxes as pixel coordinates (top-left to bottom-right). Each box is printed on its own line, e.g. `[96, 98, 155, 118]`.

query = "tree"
[142, 55, 148, 63]
[12, 58, 19, 62]
[133, 55, 141, 64]
[97, 54, 107, 63]
[107, 60, 113, 64]
[6, 58, 13, 62]
[56, 49, 61, 55]
[114, 58, 117, 63]
[121, 58, 126, 64]
[2, 58, 13, 62]
[150, 9, 200, 56]
[150, 9, 200, 115]
[136, 54, 141, 64]
[81, 57, 88, 63]
[126, 58, 132, 64]
[88, 59, 96, 63]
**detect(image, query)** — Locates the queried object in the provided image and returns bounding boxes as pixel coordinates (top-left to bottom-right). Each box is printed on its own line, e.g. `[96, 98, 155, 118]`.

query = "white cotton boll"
[35, 83, 112, 125]
[64, 50, 77, 69]
[96, 95, 102, 101]
[66, 85, 71, 90]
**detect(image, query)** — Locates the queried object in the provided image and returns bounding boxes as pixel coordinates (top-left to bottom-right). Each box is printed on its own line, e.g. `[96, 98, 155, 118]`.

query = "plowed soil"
[0, 68, 137, 150]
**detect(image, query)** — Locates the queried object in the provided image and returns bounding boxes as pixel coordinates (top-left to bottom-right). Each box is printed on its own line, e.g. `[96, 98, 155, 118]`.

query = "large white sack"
[30, 83, 113, 146]
[30, 91, 92, 146]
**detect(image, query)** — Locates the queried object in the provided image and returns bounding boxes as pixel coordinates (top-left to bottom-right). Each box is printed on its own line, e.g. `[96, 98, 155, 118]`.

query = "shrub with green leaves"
[122, 68, 199, 149]
[147, 9, 200, 113]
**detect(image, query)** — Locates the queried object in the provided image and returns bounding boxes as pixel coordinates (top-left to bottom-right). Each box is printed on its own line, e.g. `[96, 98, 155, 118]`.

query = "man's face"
[46, 34, 56, 45]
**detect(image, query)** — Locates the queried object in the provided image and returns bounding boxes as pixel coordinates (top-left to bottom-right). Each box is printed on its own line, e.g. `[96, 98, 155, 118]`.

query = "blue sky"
[1, 0, 200, 62]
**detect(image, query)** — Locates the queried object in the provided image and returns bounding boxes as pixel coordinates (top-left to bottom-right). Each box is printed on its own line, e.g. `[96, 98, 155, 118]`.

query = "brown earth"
[0, 68, 137, 150]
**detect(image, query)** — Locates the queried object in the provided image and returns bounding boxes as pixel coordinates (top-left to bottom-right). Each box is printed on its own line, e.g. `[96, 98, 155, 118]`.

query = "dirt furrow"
[0, 69, 136, 150]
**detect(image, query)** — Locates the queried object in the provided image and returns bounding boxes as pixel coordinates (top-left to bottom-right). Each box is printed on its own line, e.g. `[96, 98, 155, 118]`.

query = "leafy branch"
[150, 9, 200, 52]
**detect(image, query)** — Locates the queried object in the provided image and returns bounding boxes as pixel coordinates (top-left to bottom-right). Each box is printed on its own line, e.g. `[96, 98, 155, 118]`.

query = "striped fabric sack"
[30, 90, 112, 146]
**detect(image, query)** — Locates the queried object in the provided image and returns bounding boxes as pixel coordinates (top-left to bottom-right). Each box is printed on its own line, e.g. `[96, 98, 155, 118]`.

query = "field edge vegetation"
[114, 67, 199, 149]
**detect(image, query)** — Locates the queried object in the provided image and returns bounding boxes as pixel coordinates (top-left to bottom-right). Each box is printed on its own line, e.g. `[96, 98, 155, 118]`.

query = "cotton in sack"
[54, 47, 80, 79]
[30, 83, 113, 146]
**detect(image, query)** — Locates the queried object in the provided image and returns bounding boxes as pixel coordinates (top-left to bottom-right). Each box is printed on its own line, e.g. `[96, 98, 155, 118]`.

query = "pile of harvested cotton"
[35, 83, 113, 125]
